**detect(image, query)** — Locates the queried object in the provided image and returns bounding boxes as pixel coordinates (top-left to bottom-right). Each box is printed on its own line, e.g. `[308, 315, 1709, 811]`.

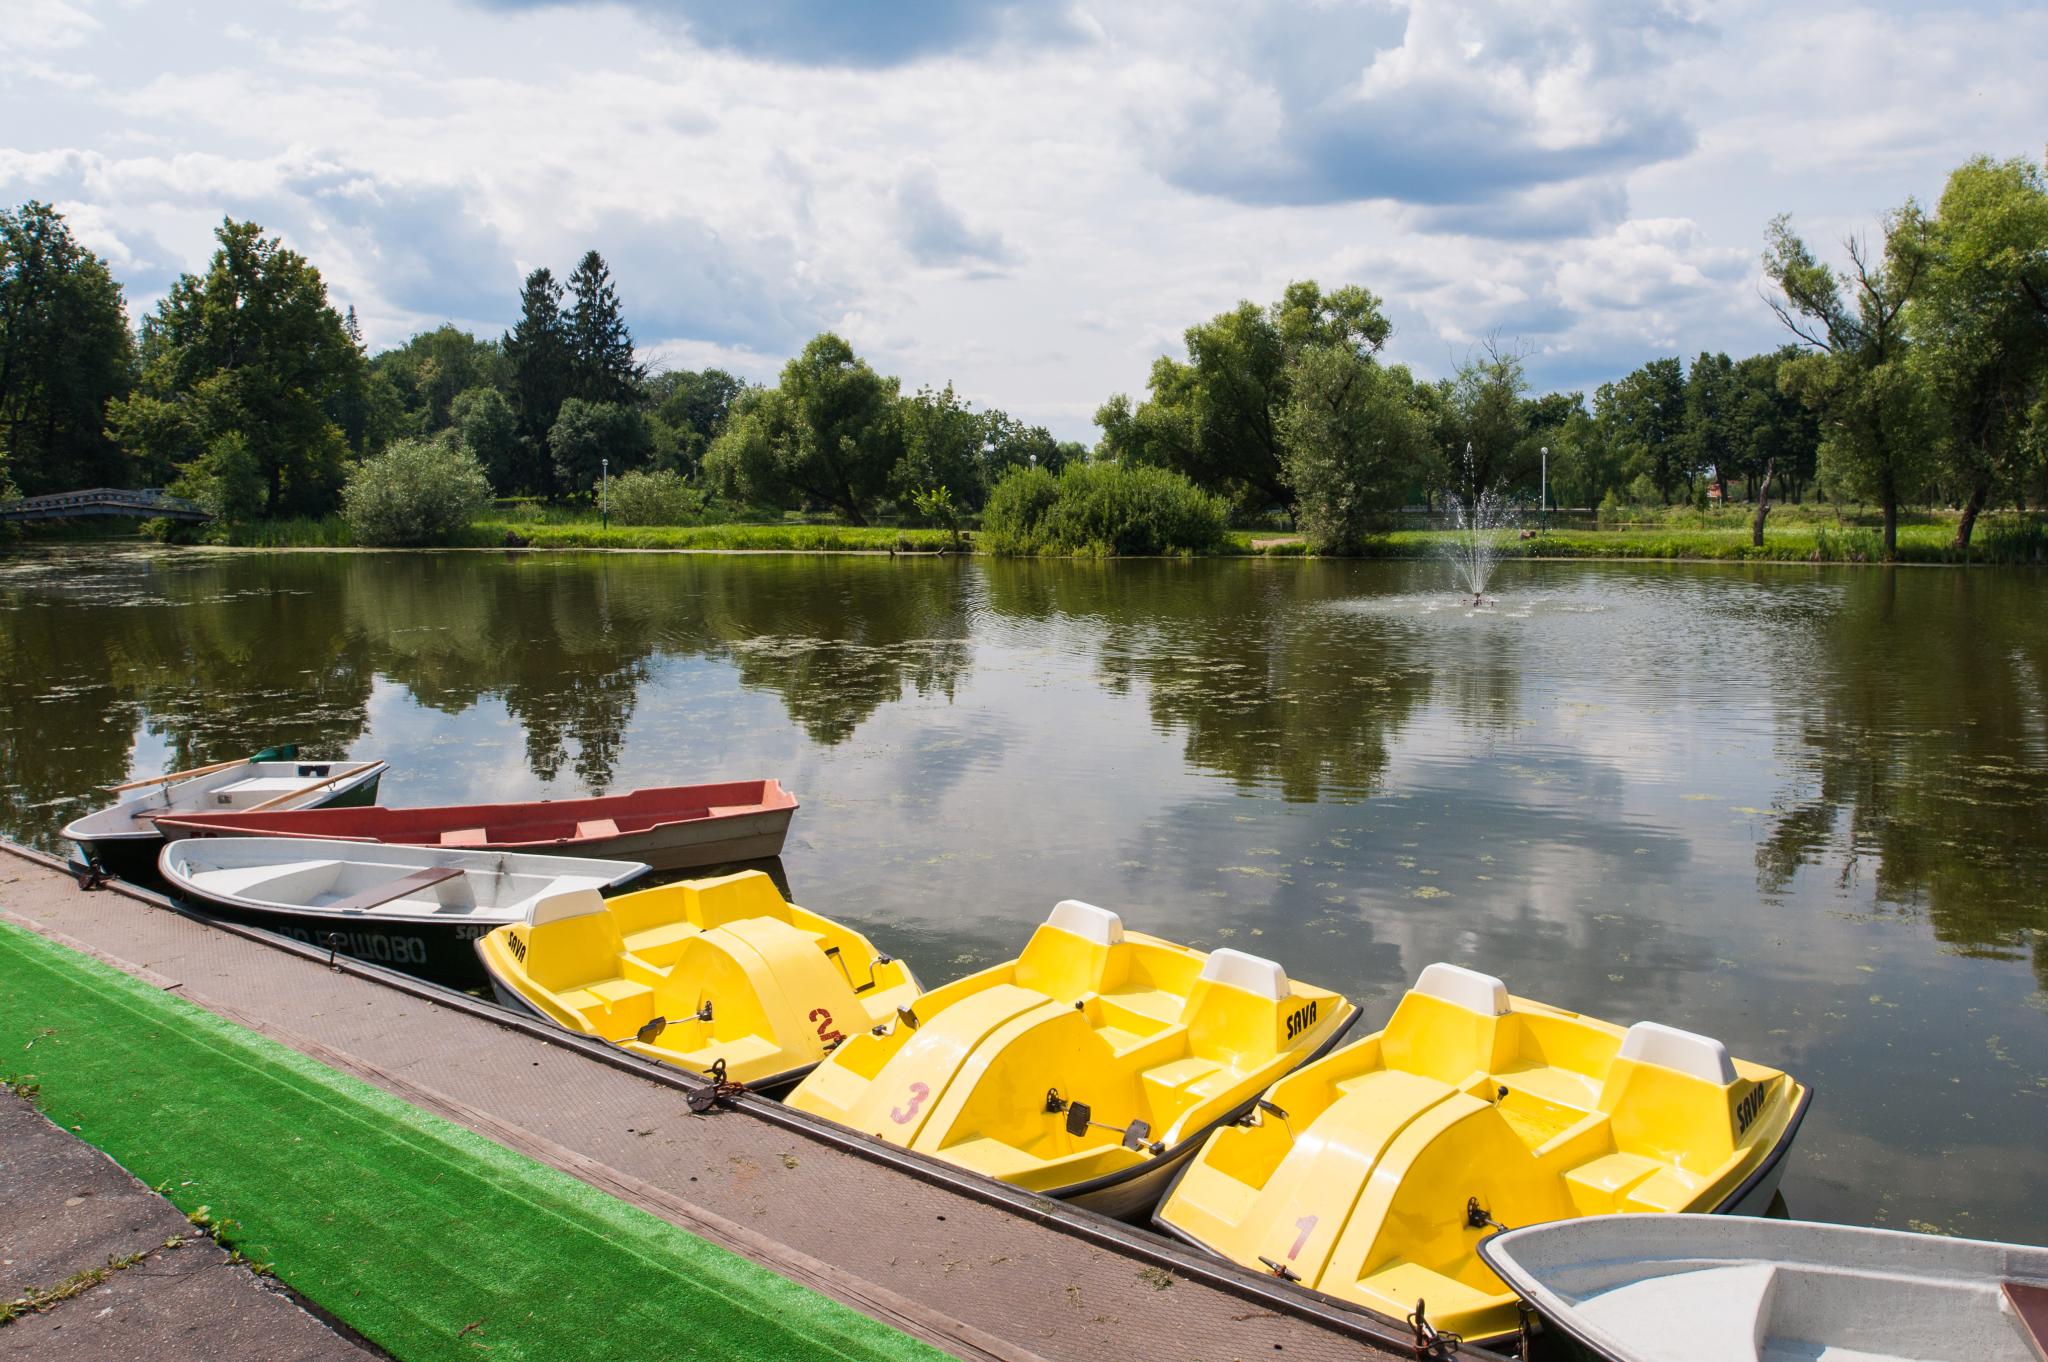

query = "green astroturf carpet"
[0, 922, 948, 1362]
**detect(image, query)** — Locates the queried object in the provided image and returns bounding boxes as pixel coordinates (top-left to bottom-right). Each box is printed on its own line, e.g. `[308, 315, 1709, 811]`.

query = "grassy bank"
[0, 922, 942, 1362]
[182, 512, 960, 553]
[16, 507, 2047, 563]
[1227, 518, 2048, 565]
[475, 518, 958, 552]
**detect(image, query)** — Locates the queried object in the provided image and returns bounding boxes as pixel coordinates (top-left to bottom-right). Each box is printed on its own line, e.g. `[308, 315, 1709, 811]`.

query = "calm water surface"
[3, 547, 2045, 1238]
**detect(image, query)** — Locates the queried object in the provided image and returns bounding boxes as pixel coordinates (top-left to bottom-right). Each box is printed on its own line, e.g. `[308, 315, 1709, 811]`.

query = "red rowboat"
[155, 780, 797, 872]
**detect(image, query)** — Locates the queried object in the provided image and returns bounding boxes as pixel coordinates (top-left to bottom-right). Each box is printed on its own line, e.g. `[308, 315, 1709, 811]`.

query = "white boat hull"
[1479, 1214, 2048, 1362]
[158, 837, 646, 985]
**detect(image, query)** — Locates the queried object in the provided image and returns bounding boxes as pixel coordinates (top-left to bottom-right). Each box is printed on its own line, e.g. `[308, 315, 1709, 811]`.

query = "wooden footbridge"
[0, 487, 211, 522]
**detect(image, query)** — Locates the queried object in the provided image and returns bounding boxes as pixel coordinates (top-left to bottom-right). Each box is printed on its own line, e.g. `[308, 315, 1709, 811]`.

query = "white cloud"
[1, 0, 100, 53]
[3, 0, 2044, 437]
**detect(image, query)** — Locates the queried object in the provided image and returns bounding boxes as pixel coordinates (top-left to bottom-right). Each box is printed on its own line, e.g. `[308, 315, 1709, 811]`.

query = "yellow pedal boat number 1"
[476, 870, 922, 1089]
[1153, 962, 1812, 1346]
[785, 900, 1359, 1219]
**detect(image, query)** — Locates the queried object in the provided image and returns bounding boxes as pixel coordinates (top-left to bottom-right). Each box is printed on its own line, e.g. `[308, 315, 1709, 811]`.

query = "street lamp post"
[1539, 446, 1548, 529]
[601, 458, 609, 530]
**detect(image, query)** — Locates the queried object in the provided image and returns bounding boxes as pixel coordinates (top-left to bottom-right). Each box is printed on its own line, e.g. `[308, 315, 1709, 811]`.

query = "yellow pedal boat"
[1153, 963, 1811, 1346]
[475, 869, 921, 1089]
[784, 900, 1358, 1218]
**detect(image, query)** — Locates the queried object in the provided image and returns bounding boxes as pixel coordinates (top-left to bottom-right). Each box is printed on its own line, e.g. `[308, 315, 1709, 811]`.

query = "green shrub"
[1812, 524, 1884, 562]
[979, 466, 1062, 553]
[908, 485, 967, 549]
[1976, 518, 2048, 564]
[605, 469, 703, 526]
[981, 461, 1227, 556]
[173, 431, 266, 526]
[342, 437, 492, 547]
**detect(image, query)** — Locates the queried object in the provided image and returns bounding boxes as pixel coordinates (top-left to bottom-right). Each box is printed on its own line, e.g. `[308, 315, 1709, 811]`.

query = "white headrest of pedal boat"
[1414, 962, 1511, 1016]
[528, 888, 607, 926]
[1198, 947, 1289, 1001]
[1046, 899, 1123, 946]
[1619, 1020, 1736, 1085]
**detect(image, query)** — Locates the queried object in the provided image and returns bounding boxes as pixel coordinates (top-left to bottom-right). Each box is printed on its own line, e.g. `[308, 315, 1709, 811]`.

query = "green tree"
[108, 219, 360, 518]
[1684, 351, 1738, 502]
[646, 367, 743, 475]
[1911, 155, 2048, 548]
[1428, 342, 1550, 499]
[1277, 346, 1429, 551]
[1764, 207, 1933, 558]
[567, 251, 641, 404]
[503, 268, 573, 498]
[0, 201, 136, 494]
[548, 398, 653, 496]
[982, 410, 1073, 487]
[1537, 401, 1610, 511]
[702, 333, 902, 524]
[1593, 358, 1689, 503]
[451, 385, 520, 493]
[1727, 348, 1821, 543]
[895, 382, 985, 506]
[172, 429, 264, 525]
[366, 325, 509, 438]
[1098, 280, 1392, 510]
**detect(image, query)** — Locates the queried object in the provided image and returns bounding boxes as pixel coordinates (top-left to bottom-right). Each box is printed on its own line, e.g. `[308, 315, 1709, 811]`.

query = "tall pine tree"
[503, 268, 572, 497]
[566, 251, 641, 404]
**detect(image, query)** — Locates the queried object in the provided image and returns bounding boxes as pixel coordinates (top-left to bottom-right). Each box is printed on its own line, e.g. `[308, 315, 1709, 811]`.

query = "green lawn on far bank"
[0, 922, 945, 1362]
[1227, 517, 2048, 565]
[15, 507, 2047, 563]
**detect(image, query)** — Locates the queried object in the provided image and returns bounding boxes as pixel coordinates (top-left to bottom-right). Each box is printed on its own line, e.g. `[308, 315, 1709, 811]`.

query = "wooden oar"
[105, 758, 246, 793]
[242, 762, 380, 814]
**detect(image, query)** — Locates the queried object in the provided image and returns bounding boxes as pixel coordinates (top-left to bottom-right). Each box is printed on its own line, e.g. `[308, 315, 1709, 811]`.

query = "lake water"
[3, 546, 2044, 1240]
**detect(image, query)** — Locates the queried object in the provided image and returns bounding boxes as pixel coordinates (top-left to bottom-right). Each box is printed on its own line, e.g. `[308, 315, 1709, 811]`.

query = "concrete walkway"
[0, 1093, 378, 1361]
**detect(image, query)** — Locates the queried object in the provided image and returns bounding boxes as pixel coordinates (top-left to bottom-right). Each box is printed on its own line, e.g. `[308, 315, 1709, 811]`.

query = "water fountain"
[1440, 443, 1515, 606]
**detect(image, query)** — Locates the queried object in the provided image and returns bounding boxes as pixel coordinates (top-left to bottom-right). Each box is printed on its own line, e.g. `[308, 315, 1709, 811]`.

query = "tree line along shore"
[2, 151, 2044, 562]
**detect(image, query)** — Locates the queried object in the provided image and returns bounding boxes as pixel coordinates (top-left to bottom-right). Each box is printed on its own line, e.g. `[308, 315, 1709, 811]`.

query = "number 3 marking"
[1290, 1214, 1318, 1259]
[890, 1081, 931, 1125]
[809, 1007, 846, 1046]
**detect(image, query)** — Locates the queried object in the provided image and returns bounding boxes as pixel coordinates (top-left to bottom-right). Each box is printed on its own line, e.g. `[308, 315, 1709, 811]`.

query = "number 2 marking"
[890, 1081, 931, 1125]
[809, 1007, 845, 1046]
[1289, 1214, 1318, 1259]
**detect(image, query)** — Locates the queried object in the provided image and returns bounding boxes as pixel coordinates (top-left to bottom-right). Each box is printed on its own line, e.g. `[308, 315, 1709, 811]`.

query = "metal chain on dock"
[684, 1057, 750, 1114]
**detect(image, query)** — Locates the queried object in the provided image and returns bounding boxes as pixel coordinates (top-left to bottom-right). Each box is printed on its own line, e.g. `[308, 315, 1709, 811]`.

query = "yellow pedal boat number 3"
[785, 900, 1359, 1219]
[476, 870, 921, 1089]
[1153, 963, 1812, 1346]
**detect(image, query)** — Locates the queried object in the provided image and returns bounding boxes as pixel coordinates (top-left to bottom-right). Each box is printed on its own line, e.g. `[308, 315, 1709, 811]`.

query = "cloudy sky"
[4, 0, 2044, 439]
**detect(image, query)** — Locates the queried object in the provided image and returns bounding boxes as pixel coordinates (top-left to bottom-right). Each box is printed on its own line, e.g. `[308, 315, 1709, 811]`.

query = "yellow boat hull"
[476, 870, 921, 1089]
[1154, 963, 1810, 1345]
[786, 900, 1357, 1215]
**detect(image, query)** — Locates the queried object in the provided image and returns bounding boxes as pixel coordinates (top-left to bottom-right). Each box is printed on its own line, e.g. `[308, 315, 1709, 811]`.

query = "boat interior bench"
[327, 865, 465, 915]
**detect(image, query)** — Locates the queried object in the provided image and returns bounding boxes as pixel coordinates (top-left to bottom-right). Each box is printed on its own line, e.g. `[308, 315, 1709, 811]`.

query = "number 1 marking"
[1289, 1214, 1317, 1259]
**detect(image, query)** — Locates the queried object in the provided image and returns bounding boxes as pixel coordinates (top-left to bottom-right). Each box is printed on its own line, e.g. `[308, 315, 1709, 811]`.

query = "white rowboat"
[1477, 1214, 2048, 1362]
[158, 836, 646, 985]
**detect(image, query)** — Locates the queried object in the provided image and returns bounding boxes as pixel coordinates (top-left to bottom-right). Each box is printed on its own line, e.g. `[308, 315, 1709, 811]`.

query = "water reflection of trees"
[0, 553, 378, 845]
[0, 552, 977, 846]
[981, 560, 1439, 800]
[1757, 570, 2048, 985]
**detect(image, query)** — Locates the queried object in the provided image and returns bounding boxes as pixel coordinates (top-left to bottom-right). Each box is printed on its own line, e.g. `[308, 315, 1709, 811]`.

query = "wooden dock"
[0, 839, 1416, 1362]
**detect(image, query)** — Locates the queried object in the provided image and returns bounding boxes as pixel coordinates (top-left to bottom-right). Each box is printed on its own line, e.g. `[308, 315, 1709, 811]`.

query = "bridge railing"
[0, 487, 212, 521]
